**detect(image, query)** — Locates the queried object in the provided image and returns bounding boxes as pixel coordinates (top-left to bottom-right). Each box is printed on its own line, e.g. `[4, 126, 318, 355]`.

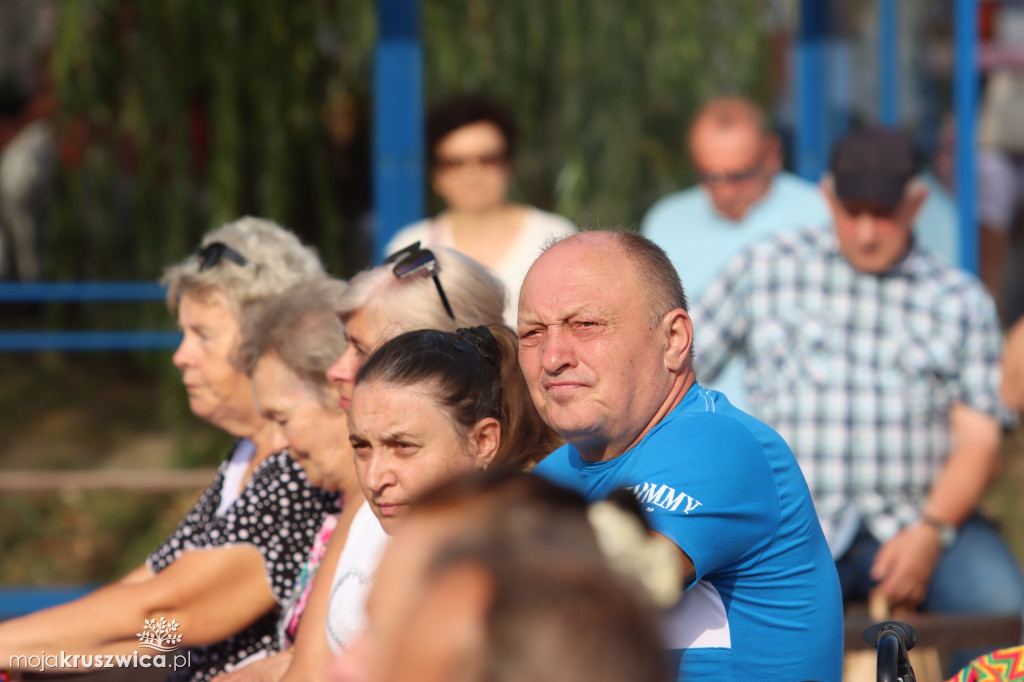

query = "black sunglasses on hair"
[384, 241, 456, 322]
[196, 242, 249, 271]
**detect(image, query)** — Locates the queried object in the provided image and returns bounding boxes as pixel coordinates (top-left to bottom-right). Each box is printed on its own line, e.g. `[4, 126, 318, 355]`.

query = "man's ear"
[663, 309, 693, 372]
[899, 179, 929, 224]
[819, 173, 836, 200]
[763, 134, 783, 174]
[470, 417, 501, 468]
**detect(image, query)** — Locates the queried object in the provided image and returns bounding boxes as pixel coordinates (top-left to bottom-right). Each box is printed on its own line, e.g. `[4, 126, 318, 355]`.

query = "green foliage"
[48, 0, 375, 282]
[0, 490, 199, 584]
[419, 0, 771, 226]
[45, 0, 770, 285]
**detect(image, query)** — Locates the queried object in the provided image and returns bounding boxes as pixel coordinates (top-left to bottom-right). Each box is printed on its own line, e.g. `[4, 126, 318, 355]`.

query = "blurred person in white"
[0, 217, 336, 682]
[384, 94, 576, 327]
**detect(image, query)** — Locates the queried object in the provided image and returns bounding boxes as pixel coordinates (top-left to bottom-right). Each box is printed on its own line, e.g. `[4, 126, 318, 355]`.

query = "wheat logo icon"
[136, 617, 183, 652]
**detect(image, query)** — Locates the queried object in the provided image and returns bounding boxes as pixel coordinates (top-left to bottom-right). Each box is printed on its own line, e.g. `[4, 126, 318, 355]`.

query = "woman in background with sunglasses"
[383, 94, 576, 327]
[0, 217, 337, 682]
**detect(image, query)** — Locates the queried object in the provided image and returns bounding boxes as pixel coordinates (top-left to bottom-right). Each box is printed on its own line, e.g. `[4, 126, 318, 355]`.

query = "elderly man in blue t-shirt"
[518, 231, 843, 682]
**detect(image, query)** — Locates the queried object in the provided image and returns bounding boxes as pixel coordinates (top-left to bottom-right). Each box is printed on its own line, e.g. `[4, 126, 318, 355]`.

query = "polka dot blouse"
[148, 444, 338, 682]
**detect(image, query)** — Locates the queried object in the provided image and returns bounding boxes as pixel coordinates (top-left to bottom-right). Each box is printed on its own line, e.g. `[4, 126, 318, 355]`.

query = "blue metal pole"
[879, 0, 899, 125]
[0, 282, 166, 302]
[954, 0, 978, 275]
[373, 0, 424, 262]
[796, 0, 828, 181]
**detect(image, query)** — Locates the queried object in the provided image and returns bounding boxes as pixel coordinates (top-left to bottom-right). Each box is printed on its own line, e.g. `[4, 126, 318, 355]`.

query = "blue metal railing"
[0, 282, 181, 352]
[0, 586, 99, 621]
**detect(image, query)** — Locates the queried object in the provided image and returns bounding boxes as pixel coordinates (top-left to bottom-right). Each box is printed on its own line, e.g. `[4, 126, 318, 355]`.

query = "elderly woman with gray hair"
[0, 217, 336, 682]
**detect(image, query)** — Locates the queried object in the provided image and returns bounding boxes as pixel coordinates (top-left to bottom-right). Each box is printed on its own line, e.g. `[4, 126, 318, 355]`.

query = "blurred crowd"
[1, 87, 1023, 682]
[3, 3, 1024, 681]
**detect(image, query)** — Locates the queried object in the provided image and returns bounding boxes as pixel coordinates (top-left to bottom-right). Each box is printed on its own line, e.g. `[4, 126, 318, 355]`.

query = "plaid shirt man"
[691, 226, 1008, 557]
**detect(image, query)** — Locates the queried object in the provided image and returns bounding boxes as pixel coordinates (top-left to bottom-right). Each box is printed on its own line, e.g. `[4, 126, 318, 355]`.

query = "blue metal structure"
[373, 0, 425, 262]
[879, 0, 899, 125]
[795, 0, 829, 182]
[0, 586, 97, 621]
[0, 282, 178, 352]
[795, 0, 978, 275]
[954, 0, 979, 275]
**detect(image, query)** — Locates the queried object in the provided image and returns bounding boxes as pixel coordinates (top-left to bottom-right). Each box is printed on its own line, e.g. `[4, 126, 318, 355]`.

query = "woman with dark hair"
[384, 94, 576, 326]
[348, 324, 561, 533]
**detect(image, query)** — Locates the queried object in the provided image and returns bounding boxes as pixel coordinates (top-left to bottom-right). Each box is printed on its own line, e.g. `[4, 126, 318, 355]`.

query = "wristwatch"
[920, 515, 958, 549]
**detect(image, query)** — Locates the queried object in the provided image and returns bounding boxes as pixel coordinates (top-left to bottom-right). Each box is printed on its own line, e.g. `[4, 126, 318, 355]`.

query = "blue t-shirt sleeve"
[636, 415, 781, 586]
[531, 445, 589, 496]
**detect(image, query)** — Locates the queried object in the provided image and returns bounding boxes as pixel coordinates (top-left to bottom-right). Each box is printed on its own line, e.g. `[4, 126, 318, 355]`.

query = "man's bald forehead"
[533, 231, 634, 278]
[528, 231, 684, 324]
[688, 97, 767, 145]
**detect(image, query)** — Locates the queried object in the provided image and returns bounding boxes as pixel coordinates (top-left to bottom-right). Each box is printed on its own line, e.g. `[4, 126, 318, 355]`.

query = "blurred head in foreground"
[332, 469, 672, 682]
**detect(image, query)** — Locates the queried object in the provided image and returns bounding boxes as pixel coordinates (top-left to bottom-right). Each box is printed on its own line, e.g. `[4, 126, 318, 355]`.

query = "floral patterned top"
[277, 508, 341, 647]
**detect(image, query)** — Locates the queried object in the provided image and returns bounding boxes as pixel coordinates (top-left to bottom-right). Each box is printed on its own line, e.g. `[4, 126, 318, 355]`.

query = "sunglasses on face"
[383, 241, 456, 322]
[433, 151, 509, 172]
[697, 160, 764, 186]
[196, 242, 249, 271]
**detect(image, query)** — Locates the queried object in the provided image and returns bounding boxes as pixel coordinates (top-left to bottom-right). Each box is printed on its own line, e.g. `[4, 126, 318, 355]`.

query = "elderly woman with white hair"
[0, 217, 337, 682]
[326, 242, 508, 412]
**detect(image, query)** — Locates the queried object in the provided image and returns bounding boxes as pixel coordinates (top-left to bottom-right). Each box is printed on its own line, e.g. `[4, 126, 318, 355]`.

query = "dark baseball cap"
[829, 127, 918, 210]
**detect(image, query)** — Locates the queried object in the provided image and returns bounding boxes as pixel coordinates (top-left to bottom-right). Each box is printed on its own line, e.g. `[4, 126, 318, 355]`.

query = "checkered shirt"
[691, 227, 1009, 555]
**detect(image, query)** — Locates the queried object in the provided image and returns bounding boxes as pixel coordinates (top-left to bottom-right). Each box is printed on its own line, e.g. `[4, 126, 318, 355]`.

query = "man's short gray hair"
[162, 216, 325, 316]
[603, 231, 688, 325]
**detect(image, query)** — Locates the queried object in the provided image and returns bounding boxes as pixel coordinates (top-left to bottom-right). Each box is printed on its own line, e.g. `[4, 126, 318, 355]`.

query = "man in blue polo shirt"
[517, 231, 842, 682]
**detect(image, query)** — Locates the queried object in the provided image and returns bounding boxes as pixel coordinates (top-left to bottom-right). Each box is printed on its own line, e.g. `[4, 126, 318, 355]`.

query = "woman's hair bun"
[456, 325, 501, 370]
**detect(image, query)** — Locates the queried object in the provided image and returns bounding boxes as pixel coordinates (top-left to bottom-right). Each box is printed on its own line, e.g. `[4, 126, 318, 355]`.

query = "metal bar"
[0, 586, 99, 620]
[373, 0, 424, 262]
[879, 0, 899, 125]
[795, 0, 829, 181]
[0, 282, 166, 302]
[0, 331, 182, 352]
[955, 0, 979, 274]
[0, 469, 217, 491]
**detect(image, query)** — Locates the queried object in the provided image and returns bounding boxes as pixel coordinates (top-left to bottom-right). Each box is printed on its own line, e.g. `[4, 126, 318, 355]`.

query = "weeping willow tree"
[47, 0, 769, 282]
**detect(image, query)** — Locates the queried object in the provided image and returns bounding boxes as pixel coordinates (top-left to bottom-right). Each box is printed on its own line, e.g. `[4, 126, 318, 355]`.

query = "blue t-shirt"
[642, 172, 829, 415]
[534, 384, 843, 682]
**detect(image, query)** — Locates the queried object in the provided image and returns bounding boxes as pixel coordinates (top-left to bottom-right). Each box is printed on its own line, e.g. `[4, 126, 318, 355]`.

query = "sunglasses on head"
[196, 242, 249, 272]
[384, 241, 456, 322]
